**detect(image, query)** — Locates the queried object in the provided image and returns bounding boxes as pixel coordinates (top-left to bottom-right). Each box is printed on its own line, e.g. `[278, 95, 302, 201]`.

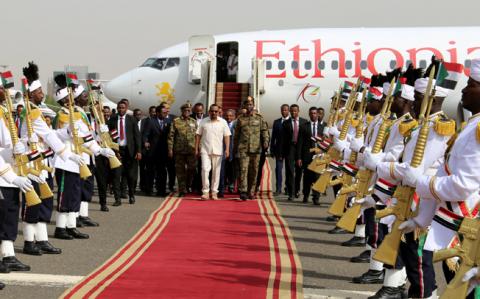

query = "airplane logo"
[155, 82, 176, 104]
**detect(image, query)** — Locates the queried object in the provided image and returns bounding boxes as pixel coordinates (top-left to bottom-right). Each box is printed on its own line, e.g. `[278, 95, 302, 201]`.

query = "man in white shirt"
[195, 104, 231, 200]
[227, 49, 238, 82]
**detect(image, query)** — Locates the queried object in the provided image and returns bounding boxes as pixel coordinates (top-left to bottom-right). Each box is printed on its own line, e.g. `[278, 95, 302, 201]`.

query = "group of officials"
[307, 56, 480, 299]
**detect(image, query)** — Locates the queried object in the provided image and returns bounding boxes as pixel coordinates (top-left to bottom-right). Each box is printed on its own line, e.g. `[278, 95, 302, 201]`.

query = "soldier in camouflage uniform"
[234, 98, 269, 200]
[168, 103, 197, 197]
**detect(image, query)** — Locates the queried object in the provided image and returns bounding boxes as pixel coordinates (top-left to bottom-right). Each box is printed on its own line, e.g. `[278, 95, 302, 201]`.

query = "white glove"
[13, 176, 33, 193]
[68, 153, 86, 166]
[398, 219, 418, 233]
[356, 195, 376, 209]
[27, 173, 46, 185]
[328, 126, 340, 138]
[463, 267, 480, 295]
[100, 147, 115, 158]
[13, 142, 26, 155]
[29, 133, 39, 144]
[350, 137, 364, 152]
[402, 165, 424, 188]
[333, 136, 348, 152]
[364, 150, 384, 171]
[100, 124, 109, 133]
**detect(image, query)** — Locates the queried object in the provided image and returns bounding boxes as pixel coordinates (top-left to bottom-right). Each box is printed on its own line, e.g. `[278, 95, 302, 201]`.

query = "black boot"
[79, 216, 99, 227]
[54, 228, 74, 240]
[352, 269, 384, 284]
[23, 241, 42, 256]
[36, 241, 62, 254]
[66, 228, 89, 239]
[368, 285, 407, 299]
[3, 256, 31, 271]
[112, 199, 122, 206]
[326, 215, 339, 222]
[341, 236, 366, 247]
[0, 261, 10, 273]
[350, 250, 371, 263]
[328, 227, 348, 234]
[0, 281, 4, 290]
[240, 193, 248, 201]
[76, 217, 84, 228]
[100, 205, 109, 212]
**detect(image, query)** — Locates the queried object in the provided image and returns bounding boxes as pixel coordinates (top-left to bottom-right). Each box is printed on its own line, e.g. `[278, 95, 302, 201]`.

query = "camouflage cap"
[180, 102, 192, 110]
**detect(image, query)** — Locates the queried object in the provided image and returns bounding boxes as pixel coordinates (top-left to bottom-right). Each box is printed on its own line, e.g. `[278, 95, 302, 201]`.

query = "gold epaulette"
[338, 111, 346, 121]
[29, 107, 42, 120]
[365, 113, 374, 125]
[350, 118, 360, 128]
[399, 118, 418, 137]
[434, 116, 456, 136]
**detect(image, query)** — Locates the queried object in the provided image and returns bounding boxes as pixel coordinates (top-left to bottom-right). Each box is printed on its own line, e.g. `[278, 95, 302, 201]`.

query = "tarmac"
[0, 160, 448, 299]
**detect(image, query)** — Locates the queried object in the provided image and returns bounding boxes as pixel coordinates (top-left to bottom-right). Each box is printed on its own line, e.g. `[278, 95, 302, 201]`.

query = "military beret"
[181, 103, 192, 110]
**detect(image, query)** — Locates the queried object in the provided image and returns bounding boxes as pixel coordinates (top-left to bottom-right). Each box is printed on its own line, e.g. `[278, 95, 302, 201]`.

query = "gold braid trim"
[389, 162, 397, 180]
[0, 166, 12, 177]
[477, 121, 480, 143]
[429, 176, 442, 203]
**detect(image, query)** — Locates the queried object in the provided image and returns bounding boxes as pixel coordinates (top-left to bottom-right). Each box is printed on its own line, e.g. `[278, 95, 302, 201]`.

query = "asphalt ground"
[0, 159, 448, 299]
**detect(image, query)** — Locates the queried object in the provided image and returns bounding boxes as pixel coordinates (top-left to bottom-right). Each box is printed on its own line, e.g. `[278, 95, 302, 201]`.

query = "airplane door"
[200, 59, 216, 107]
[188, 35, 215, 84]
[252, 58, 265, 111]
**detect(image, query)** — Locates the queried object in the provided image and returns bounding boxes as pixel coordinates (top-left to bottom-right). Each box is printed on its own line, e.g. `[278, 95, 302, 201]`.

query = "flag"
[357, 76, 371, 92]
[86, 79, 94, 90]
[1, 71, 14, 88]
[66, 73, 79, 86]
[21, 77, 29, 94]
[436, 62, 463, 90]
[367, 87, 383, 101]
[342, 81, 354, 100]
[394, 77, 407, 94]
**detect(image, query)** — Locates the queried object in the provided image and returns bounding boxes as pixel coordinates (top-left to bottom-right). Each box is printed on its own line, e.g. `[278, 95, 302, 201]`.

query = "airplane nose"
[104, 71, 133, 103]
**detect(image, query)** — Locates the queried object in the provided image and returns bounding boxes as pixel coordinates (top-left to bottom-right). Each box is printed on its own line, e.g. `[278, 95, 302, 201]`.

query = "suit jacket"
[297, 120, 325, 163]
[108, 114, 142, 158]
[270, 117, 286, 158]
[280, 117, 308, 158]
[143, 117, 171, 158]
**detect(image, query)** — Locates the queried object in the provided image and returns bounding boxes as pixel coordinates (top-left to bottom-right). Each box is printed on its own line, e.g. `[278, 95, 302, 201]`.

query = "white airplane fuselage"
[104, 27, 480, 124]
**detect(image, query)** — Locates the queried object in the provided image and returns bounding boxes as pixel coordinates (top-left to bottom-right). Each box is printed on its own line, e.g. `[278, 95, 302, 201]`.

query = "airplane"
[104, 27, 480, 124]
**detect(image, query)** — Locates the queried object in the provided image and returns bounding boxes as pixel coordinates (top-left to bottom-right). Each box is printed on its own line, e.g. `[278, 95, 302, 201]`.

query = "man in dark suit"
[270, 104, 289, 195]
[108, 100, 142, 205]
[138, 106, 156, 193]
[296, 106, 326, 205]
[191, 103, 205, 194]
[280, 104, 307, 201]
[143, 105, 170, 196]
[317, 107, 327, 136]
[160, 102, 177, 193]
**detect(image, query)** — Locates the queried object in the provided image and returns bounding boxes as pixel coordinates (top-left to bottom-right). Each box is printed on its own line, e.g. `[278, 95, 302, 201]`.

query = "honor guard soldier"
[167, 102, 197, 197]
[233, 97, 269, 200]
[20, 62, 65, 255]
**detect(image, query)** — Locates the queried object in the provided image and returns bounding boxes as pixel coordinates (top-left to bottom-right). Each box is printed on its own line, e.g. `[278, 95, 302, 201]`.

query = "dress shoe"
[0, 281, 4, 290]
[0, 261, 10, 273]
[287, 196, 294, 201]
[3, 256, 30, 271]
[23, 241, 42, 256]
[36, 241, 62, 254]
[100, 205, 109, 212]
[248, 193, 255, 200]
[218, 192, 224, 198]
[352, 269, 384, 284]
[212, 194, 218, 200]
[328, 227, 348, 234]
[178, 192, 186, 197]
[302, 198, 308, 203]
[368, 285, 407, 299]
[66, 228, 89, 239]
[326, 215, 339, 222]
[54, 228, 74, 240]
[79, 216, 99, 227]
[113, 200, 122, 207]
[240, 193, 248, 201]
[312, 198, 320, 205]
[342, 236, 366, 247]
[350, 250, 371, 263]
[76, 217, 84, 228]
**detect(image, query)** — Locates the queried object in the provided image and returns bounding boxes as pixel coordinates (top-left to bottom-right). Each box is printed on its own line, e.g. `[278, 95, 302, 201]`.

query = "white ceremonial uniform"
[0, 107, 18, 188]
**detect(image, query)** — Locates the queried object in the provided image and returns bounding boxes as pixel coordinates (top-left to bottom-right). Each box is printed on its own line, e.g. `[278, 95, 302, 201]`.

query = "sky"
[2, 0, 479, 83]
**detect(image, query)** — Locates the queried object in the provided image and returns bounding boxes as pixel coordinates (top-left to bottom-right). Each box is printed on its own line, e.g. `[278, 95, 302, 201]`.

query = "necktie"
[312, 122, 316, 137]
[120, 117, 125, 141]
[293, 119, 298, 143]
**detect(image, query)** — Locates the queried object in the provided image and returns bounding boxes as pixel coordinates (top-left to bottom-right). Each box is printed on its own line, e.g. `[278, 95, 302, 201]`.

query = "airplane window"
[331, 61, 338, 70]
[304, 61, 312, 70]
[419, 60, 427, 69]
[360, 60, 367, 70]
[390, 60, 397, 69]
[278, 61, 285, 70]
[165, 58, 180, 69]
[318, 61, 325, 70]
[140, 58, 157, 67]
[152, 58, 167, 70]
[465, 59, 472, 68]
[266, 61, 272, 70]
[345, 60, 352, 70]
[291, 61, 299, 70]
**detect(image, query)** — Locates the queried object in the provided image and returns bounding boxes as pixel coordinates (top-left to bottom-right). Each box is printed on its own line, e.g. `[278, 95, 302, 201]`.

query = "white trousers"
[201, 154, 222, 194]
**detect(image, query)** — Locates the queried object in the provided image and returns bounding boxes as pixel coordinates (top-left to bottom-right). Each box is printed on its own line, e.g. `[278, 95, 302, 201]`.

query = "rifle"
[373, 67, 436, 266]
[312, 80, 359, 194]
[87, 86, 121, 169]
[433, 217, 480, 299]
[335, 78, 396, 232]
[2, 87, 41, 206]
[66, 85, 93, 179]
[328, 89, 366, 216]
[23, 90, 54, 199]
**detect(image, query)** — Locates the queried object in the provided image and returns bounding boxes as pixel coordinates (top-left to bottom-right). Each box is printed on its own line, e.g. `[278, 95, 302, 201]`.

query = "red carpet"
[61, 161, 303, 299]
